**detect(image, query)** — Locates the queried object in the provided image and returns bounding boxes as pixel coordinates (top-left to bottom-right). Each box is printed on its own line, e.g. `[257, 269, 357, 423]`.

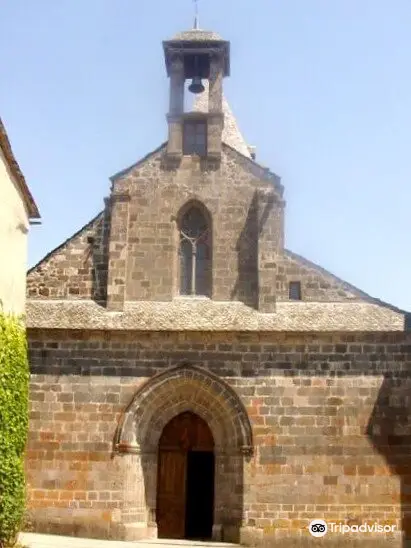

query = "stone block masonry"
[26, 148, 367, 311]
[26, 329, 411, 545]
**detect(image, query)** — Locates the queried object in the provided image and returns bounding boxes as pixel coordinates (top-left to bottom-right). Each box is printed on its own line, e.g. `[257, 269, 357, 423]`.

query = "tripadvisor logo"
[309, 520, 328, 537]
[309, 519, 397, 537]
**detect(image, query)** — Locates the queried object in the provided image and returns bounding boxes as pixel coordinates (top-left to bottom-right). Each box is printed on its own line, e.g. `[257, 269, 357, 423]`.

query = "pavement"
[18, 533, 239, 548]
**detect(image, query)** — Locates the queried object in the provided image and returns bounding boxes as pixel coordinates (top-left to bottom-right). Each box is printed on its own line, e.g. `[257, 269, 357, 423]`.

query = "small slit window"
[289, 281, 302, 301]
[183, 120, 207, 156]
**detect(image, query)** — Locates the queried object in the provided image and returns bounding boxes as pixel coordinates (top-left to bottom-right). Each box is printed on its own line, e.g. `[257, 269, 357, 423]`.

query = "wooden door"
[157, 450, 186, 538]
[156, 412, 214, 539]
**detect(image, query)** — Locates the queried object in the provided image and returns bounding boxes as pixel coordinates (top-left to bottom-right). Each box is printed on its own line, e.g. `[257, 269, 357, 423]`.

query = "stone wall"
[26, 146, 367, 308]
[26, 329, 411, 545]
[277, 250, 363, 302]
[27, 211, 110, 304]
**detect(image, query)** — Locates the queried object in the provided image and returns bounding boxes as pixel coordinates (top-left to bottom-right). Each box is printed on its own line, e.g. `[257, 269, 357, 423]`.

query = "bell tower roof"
[163, 28, 230, 77]
[170, 29, 224, 42]
[167, 0, 225, 41]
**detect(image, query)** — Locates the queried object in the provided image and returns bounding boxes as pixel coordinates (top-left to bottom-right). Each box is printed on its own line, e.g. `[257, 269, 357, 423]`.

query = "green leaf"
[0, 312, 29, 544]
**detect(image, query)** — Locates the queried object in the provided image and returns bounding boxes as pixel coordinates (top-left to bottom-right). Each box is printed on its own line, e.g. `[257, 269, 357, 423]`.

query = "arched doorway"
[156, 411, 215, 540]
[115, 365, 254, 542]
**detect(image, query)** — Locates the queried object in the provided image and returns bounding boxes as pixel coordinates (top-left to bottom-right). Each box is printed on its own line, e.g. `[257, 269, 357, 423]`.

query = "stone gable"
[110, 143, 283, 307]
[27, 144, 386, 313]
[28, 144, 283, 309]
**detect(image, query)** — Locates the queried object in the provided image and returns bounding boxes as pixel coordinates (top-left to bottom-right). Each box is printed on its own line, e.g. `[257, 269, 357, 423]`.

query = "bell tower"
[163, 26, 230, 161]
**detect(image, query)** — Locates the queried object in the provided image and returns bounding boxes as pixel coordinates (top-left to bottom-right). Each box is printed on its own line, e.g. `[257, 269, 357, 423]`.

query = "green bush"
[0, 311, 29, 546]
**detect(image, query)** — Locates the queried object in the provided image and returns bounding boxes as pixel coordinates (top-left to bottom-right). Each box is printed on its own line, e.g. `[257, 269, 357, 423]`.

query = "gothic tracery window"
[179, 205, 211, 297]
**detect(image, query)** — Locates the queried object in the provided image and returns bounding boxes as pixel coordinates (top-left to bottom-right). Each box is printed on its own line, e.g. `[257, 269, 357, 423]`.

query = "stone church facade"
[25, 27, 411, 546]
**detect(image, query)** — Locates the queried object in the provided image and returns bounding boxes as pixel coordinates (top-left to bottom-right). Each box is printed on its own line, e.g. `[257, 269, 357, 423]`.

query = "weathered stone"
[25, 330, 410, 544]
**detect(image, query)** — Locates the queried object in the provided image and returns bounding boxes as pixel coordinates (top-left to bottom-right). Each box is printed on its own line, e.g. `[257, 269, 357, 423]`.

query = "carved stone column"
[116, 448, 159, 541]
[212, 450, 227, 541]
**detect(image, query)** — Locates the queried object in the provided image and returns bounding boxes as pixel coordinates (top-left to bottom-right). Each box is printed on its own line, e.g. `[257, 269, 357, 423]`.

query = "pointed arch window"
[179, 205, 212, 297]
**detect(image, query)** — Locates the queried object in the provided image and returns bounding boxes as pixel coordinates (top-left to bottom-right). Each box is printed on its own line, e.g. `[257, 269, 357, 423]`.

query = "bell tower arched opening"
[156, 412, 215, 540]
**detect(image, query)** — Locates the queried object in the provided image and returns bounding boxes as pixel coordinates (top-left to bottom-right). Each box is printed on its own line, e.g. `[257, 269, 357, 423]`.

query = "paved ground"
[19, 533, 238, 548]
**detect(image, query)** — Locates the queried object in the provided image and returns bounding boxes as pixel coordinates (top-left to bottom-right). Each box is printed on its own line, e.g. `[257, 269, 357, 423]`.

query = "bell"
[188, 76, 205, 94]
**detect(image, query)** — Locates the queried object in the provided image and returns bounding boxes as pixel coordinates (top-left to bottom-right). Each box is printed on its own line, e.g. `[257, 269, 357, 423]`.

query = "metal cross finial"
[193, 0, 200, 29]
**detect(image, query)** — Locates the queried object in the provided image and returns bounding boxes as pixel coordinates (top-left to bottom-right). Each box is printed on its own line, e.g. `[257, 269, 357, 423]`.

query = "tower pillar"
[167, 55, 185, 158]
[207, 53, 224, 158]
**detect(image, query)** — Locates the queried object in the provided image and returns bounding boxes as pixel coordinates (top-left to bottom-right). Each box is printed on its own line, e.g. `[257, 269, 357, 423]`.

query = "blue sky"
[2, 0, 410, 310]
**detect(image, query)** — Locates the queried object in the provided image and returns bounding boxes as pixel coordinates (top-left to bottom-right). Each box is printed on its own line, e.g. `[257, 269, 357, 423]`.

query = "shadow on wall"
[367, 369, 411, 548]
[89, 203, 111, 306]
[231, 190, 274, 309]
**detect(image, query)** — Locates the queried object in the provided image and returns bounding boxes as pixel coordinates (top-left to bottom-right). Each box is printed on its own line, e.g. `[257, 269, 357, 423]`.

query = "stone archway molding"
[114, 363, 253, 456]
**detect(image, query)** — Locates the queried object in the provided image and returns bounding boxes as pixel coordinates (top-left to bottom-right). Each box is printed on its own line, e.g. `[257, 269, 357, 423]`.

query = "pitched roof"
[0, 117, 40, 219]
[25, 299, 408, 332]
[192, 81, 252, 159]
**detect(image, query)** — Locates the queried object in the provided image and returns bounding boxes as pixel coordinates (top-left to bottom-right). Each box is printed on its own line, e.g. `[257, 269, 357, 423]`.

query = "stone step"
[138, 541, 238, 547]
[19, 533, 239, 548]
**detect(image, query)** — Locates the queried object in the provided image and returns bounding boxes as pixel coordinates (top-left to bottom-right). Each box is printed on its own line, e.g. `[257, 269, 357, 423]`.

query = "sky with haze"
[1, 0, 410, 310]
